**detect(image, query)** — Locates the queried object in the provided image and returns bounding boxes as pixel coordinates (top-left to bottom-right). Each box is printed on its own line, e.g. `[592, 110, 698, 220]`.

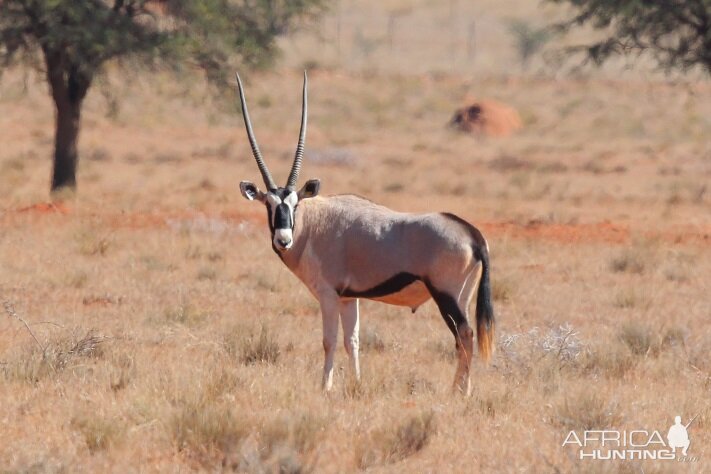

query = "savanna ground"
[1, 1, 710, 472]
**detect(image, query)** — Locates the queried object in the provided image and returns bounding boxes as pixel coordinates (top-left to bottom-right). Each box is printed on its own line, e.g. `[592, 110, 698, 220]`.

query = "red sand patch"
[17, 202, 70, 214]
[480, 220, 630, 244]
[4, 204, 709, 247]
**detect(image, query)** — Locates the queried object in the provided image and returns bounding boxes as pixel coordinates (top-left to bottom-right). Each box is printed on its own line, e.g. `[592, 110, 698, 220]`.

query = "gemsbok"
[236, 72, 494, 394]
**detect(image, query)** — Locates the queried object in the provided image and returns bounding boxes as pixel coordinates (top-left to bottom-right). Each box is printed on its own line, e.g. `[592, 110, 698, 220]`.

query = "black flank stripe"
[339, 272, 420, 298]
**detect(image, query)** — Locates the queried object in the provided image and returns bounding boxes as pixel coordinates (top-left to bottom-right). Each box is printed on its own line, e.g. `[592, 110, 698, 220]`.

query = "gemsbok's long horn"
[286, 71, 308, 191]
[236, 73, 277, 191]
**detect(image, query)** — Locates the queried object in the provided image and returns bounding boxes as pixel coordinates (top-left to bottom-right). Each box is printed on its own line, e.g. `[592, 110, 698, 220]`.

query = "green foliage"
[0, 0, 327, 87]
[0, 0, 327, 192]
[507, 20, 553, 68]
[550, 0, 711, 72]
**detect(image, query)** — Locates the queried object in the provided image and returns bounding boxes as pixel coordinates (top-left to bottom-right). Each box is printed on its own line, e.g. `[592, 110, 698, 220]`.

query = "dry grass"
[492, 275, 515, 302]
[360, 325, 387, 353]
[618, 322, 659, 357]
[0, 1, 710, 470]
[554, 390, 623, 431]
[356, 411, 436, 469]
[170, 399, 247, 456]
[235, 324, 281, 365]
[2, 330, 106, 383]
[72, 412, 126, 453]
[581, 343, 636, 378]
[162, 300, 211, 327]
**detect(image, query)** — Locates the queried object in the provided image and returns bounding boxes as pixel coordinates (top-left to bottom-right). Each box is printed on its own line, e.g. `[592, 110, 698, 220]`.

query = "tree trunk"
[51, 97, 82, 191]
[43, 49, 92, 193]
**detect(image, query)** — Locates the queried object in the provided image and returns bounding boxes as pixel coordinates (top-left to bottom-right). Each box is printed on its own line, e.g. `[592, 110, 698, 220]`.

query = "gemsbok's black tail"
[474, 245, 495, 362]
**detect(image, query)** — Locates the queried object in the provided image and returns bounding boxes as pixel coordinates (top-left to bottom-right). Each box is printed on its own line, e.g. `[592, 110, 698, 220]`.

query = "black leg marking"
[339, 272, 420, 298]
[425, 281, 468, 340]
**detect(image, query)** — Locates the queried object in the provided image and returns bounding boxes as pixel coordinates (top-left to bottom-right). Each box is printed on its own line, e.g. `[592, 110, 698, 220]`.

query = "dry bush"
[360, 326, 386, 353]
[170, 368, 246, 459]
[554, 391, 622, 431]
[488, 154, 532, 172]
[343, 368, 396, 401]
[140, 255, 175, 272]
[356, 411, 436, 469]
[163, 301, 209, 326]
[86, 147, 112, 162]
[609, 241, 660, 276]
[64, 270, 89, 289]
[170, 400, 248, 456]
[618, 323, 660, 357]
[404, 372, 436, 396]
[251, 413, 326, 472]
[609, 249, 646, 274]
[612, 288, 651, 310]
[383, 182, 405, 193]
[663, 265, 689, 283]
[428, 338, 457, 361]
[473, 389, 514, 418]
[220, 412, 325, 472]
[581, 342, 636, 378]
[232, 324, 280, 365]
[492, 275, 515, 302]
[75, 228, 113, 257]
[2, 330, 107, 383]
[196, 266, 219, 281]
[660, 326, 686, 350]
[72, 412, 125, 453]
[108, 351, 135, 391]
[536, 161, 569, 173]
[497, 324, 585, 372]
[263, 413, 326, 454]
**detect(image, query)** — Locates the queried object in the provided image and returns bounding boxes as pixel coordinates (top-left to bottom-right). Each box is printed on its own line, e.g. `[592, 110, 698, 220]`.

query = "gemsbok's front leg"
[319, 295, 340, 391]
[340, 298, 360, 383]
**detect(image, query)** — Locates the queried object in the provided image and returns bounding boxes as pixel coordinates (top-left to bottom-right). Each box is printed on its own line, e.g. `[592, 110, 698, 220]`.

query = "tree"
[507, 20, 553, 70]
[0, 0, 326, 193]
[550, 0, 711, 72]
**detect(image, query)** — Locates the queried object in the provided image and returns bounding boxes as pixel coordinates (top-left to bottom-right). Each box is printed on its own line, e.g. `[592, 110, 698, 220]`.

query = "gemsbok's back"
[236, 72, 494, 394]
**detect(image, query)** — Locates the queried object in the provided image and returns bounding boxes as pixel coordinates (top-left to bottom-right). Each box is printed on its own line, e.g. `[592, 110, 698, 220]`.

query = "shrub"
[2, 330, 106, 383]
[240, 325, 280, 365]
[356, 411, 436, 468]
[618, 323, 659, 356]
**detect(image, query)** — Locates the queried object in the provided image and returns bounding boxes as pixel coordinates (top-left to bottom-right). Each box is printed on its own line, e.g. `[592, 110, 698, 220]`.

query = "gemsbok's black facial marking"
[338, 272, 420, 298]
[274, 203, 293, 229]
[265, 203, 275, 233]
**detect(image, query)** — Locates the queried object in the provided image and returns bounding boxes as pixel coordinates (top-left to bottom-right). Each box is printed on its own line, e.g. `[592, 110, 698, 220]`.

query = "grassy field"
[1, 1, 710, 472]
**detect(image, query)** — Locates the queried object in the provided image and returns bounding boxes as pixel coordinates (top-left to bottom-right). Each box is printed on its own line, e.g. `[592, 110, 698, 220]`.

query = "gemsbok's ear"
[298, 179, 320, 200]
[240, 181, 266, 202]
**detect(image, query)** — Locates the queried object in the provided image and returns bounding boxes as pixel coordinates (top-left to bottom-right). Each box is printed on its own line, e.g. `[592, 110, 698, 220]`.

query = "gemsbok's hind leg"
[426, 282, 474, 395]
[319, 295, 340, 391]
[340, 298, 360, 383]
[453, 320, 474, 395]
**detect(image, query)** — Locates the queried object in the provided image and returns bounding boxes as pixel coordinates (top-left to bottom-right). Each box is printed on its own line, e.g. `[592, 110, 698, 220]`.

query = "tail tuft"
[474, 246, 495, 362]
